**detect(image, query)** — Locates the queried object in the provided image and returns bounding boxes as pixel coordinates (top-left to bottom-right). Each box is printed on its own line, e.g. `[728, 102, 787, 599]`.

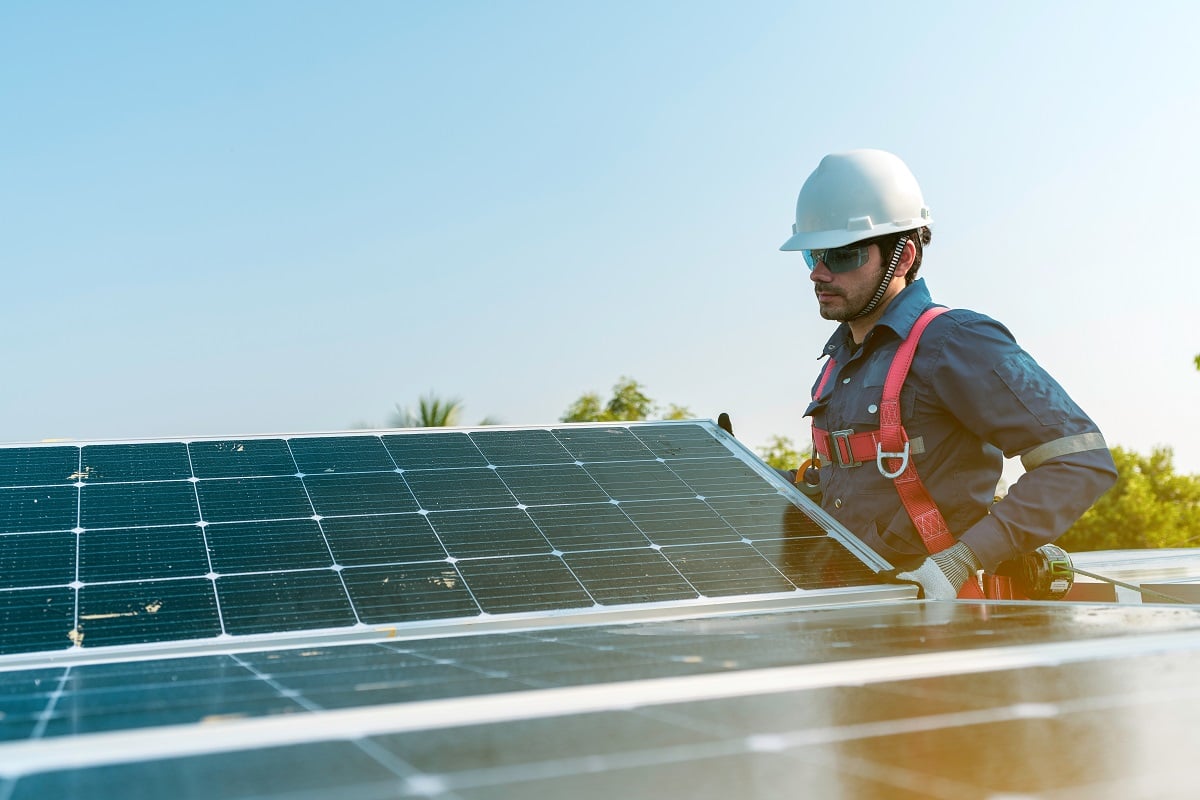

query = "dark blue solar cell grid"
[382, 431, 488, 470]
[80, 481, 200, 529]
[496, 464, 611, 506]
[0, 587, 75, 655]
[76, 579, 221, 649]
[564, 548, 698, 604]
[0, 423, 884, 655]
[318, 513, 445, 565]
[455, 554, 594, 613]
[195, 477, 312, 523]
[662, 542, 796, 597]
[702, 493, 825, 539]
[468, 429, 576, 465]
[0, 486, 77, 533]
[39, 666, 305, 739]
[551, 426, 657, 462]
[402, 467, 516, 511]
[749, 536, 879, 588]
[526, 503, 652, 551]
[0, 532, 76, 589]
[79, 525, 210, 583]
[205, 519, 333, 574]
[0, 446, 79, 488]
[632, 423, 733, 458]
[216, 571, 356, 635]
[286, 436, 395, 475]
[303, 472, 418, 516]
[187, 439, 297, 479]
[0, 667, 64, 741]
[427, 507, 552, 559]
[583, 460, 695, 502]
[619, 498, 741, 545]
[668, 457, 779, 497]
[341, 562, 479, 623]
[79, 443, 192, 483]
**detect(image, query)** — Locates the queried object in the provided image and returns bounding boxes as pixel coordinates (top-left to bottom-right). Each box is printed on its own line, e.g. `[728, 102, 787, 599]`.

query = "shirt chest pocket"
[829, 360, 888, 431]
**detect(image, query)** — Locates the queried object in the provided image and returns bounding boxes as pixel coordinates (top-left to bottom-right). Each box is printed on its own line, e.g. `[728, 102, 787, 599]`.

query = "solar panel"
[0, 421, 890, 658]
[5, 422, 1200, 796]
[5, 602, 1200, 798]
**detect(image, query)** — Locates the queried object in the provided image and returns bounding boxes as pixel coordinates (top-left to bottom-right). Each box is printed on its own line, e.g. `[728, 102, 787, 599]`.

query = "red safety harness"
[811, 307, 994, 599]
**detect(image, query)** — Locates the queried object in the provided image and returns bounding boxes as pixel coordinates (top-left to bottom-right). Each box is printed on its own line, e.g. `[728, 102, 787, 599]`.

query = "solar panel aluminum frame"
[0, 419, 904, 667]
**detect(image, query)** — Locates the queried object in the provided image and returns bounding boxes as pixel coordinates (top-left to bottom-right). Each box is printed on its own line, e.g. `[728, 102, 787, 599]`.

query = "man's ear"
[894, 238, 917, 280]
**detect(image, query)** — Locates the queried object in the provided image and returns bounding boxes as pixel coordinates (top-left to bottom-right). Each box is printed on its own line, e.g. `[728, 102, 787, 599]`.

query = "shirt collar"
[816, 278, 935, 359]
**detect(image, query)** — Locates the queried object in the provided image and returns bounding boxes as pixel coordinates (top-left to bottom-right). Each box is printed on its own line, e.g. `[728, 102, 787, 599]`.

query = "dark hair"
[870, 226, 932, 284]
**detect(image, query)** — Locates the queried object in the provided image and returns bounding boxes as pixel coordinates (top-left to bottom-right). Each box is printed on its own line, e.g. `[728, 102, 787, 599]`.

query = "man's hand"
[892, 541, 980, 600]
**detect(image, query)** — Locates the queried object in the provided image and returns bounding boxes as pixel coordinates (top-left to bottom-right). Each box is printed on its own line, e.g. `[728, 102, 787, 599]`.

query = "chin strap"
[851, 236, 908, 320]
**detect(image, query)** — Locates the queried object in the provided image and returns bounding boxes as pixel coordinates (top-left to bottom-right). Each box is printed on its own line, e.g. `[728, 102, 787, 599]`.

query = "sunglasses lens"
[803, 245, 870, 273]
[827, 248, 866, 272]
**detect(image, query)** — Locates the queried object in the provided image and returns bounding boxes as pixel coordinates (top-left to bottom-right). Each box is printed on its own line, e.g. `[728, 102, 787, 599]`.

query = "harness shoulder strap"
[880, 306, 953, 553]
[883, 307, 985, 599]
[813, 357, 836, 400]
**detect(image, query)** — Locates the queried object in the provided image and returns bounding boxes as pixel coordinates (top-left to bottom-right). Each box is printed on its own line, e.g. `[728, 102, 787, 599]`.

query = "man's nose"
[809, 259, 833, 282]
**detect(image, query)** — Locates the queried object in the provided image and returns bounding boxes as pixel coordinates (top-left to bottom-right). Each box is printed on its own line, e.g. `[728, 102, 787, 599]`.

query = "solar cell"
[80, 443, 191, 483]
[1, 532, 75, 589]
[381, 430, 487, 469]
[79, 525, 209, 582]
[0, 486, 76, 534]
[204, 519, 332, 573]
[340, 562, 478, 622]
[0, 446, 78, 488]
[319, 513, 445, 565]
[186, 439, 296, 479]
[77, 579, 220, 648]
[0, 421, 887, 658]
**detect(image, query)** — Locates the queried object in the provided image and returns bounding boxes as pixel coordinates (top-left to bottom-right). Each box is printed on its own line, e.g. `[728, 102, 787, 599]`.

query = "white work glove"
[894, 541, 981, 600]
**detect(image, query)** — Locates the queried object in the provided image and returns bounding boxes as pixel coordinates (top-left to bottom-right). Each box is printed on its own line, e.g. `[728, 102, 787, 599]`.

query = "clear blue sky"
[3, 1, 1198, 480]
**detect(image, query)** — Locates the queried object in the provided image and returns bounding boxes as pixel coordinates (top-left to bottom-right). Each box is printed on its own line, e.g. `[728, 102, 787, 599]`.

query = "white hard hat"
[780, 149, 933, 251]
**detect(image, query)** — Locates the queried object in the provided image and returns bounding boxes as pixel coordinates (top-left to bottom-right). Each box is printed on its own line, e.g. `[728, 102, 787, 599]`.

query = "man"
[780, 149, 1117, 599]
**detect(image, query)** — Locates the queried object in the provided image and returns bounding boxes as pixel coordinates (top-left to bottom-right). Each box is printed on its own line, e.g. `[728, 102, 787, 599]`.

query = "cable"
[1064, 566, 1193, 605]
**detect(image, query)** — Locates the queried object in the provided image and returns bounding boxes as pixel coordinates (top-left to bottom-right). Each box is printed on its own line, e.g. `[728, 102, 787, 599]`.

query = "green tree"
[389, 392, 463, 428]
[561, 377, 691, 422]
[757, 435, 809, 471]
[1057, 446, 1200, 551]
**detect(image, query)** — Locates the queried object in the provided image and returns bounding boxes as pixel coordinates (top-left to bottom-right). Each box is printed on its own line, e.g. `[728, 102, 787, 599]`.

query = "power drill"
[992, 543, 1074, 600]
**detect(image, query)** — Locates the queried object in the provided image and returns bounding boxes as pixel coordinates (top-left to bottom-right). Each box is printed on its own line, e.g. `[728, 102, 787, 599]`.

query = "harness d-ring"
[876, 441, 910, 479]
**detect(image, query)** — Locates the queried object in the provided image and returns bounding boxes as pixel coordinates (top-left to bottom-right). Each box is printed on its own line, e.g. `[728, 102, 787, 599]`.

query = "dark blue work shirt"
[805, 278, 1117, 572]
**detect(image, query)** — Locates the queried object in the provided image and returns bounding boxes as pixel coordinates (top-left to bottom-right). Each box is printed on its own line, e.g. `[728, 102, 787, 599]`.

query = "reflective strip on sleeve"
[1020, 432, 1109, 471]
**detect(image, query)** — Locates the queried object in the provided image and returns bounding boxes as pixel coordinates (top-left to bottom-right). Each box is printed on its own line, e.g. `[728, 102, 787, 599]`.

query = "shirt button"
[842, 377, 851, 384]
[833, 498, 843, 509]
[868, 404, 878, 414]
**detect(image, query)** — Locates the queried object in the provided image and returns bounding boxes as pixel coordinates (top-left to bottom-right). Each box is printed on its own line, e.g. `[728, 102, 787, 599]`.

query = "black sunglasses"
[802, 244, 871, 274]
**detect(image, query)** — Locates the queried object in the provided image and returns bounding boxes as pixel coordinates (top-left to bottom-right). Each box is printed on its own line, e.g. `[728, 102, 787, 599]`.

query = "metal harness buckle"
[830, 429, 860, 468]
[876, 441, 911, 479]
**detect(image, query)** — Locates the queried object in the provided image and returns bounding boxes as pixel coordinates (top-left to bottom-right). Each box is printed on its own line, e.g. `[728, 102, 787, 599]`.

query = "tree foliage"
[389, 392, 463, 428]
[561, 377, 691, 422]
[1056, 446, 1200, 551]
[757, 435, 808, 471]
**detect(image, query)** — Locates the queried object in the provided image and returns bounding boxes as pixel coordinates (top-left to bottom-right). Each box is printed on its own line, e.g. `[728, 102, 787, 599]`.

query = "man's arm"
[929, 313, 1117, 572]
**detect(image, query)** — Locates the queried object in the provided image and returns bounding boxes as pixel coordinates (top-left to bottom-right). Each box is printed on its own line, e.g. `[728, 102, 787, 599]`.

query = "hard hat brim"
[779, 230, 866, 251]
[779, 219, 931, 252]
